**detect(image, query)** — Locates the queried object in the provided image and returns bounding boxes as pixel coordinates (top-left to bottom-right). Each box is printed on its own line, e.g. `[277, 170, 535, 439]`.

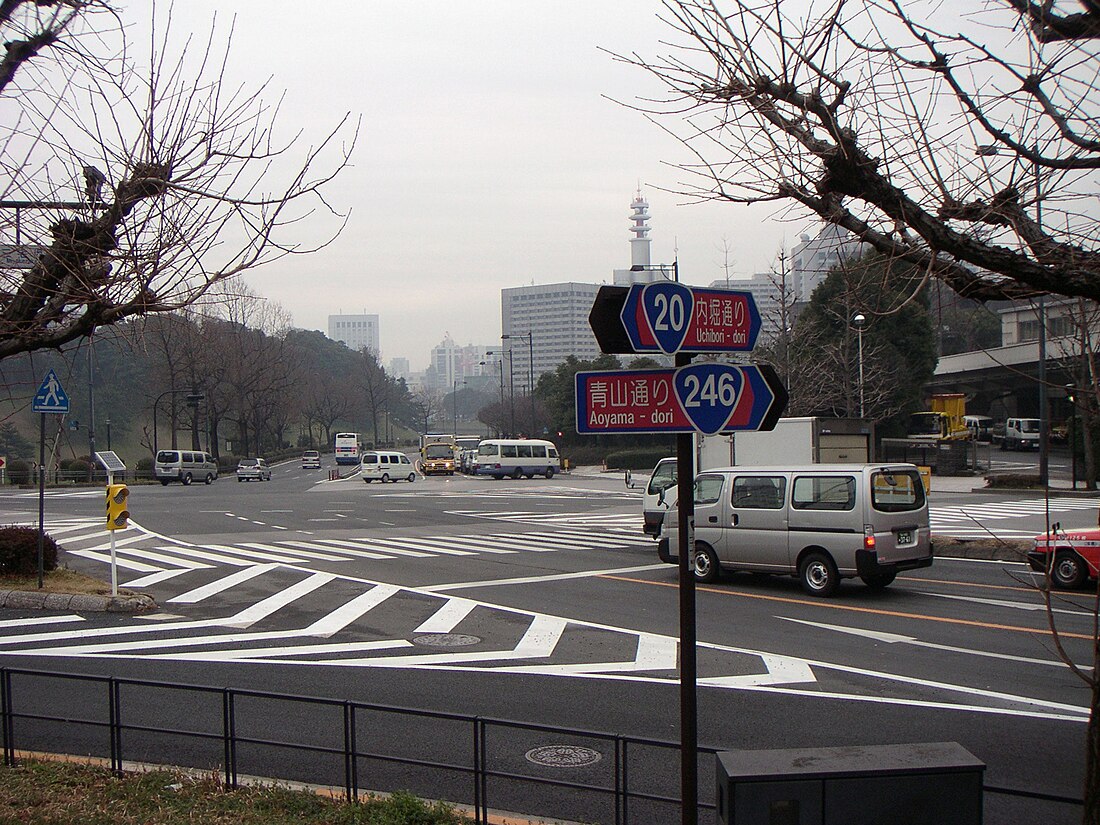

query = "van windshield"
[871, 470, 926, 512]
[477, 444, 498, 457]
[1018, 419, 1041, 433]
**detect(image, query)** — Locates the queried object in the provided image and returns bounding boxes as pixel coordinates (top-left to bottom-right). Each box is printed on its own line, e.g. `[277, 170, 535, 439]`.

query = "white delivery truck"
[641, 417, 872, 538]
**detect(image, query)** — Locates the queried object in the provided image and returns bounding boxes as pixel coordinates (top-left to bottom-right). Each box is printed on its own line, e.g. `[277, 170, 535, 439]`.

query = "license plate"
[897, 529, 914, 546]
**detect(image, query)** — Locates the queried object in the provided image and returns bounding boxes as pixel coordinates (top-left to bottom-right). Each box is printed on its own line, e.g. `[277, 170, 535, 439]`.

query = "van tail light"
[863, 525, 876, 550]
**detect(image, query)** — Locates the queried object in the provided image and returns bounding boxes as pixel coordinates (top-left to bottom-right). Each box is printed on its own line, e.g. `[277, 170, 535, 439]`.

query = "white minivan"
[361, 451, 417, 483]
[472, 439, 560, 479]
[154, 450, 218, 486]
[659, 463, 932, 596]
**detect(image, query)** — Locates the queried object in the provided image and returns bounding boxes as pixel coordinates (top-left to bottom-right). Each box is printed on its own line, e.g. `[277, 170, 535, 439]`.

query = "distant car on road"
[1029, 521, 1100, 589]
[301, 450, 322, 469]
[236, 457, 272, 482]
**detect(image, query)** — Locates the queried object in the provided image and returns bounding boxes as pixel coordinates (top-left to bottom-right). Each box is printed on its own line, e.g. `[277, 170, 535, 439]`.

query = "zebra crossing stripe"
[523, 530, 642, 548]
[125, 569, 194, 588]
[151, 545, 253, 567]
[304, 585, 401, 637]
[202, 544, 322, 565]
[238, 542, 348, 562]
[365, 538, 477, 556]
[68, 549, 162, 573]
[148, 639, 413, 662]
[111, 546, 211, 570]
[220, 572, 337, 629]
[415, 598, 479, 633]
[424, 535, 520, 554]
[311, 539, 430, 558]
[0, 615, 84, 629]
[41, 522, 103, 536]
[168, 564, 281, 604]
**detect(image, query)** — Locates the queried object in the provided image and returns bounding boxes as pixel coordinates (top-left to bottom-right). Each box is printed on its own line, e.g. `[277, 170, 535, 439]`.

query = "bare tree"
[0, 1, 356, 360]
[615, 1, 1100, 303]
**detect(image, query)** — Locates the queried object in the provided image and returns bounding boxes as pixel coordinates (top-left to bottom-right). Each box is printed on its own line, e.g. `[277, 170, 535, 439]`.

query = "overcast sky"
[170, 2, 805, 370]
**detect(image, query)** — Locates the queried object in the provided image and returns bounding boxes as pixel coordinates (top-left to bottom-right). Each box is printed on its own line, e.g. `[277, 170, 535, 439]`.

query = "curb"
[0, 589, 156, 613]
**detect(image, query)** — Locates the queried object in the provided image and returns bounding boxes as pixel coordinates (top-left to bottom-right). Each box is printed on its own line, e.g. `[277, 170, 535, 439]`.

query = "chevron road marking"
[167, 564, 280, 604]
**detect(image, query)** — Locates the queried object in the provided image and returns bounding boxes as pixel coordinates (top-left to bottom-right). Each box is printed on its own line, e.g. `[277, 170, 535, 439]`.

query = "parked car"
[236, 457, 272, 482]
[301, 450, 322, 469]
[154, 450, 218, 486]
[1029, 519, 1100, 589]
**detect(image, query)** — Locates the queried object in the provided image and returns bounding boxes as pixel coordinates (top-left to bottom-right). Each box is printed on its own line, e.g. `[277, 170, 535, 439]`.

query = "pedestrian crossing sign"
[32, 369, 70, 414]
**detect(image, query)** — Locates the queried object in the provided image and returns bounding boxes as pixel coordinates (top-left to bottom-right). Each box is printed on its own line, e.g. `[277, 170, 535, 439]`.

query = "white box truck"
[640, 417, 872, 537]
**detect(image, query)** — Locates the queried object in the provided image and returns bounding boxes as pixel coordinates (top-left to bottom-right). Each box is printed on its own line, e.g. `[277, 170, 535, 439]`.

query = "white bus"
[472, 438, 560, 479]
[334, 432, 362, 466]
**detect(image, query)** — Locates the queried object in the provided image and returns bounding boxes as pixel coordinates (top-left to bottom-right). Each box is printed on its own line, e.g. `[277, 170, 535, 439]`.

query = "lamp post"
[480, 358, 506, 436]
[852, 313, 866, 419]
[452, 379, 467, 436]
[487, 349, 515, 436]
[502, 331, 534, 435]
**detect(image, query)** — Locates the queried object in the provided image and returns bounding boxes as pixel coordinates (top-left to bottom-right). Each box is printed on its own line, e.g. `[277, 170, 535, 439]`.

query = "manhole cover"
[412, 633, 481, 648]
[525, 745, 602, 768]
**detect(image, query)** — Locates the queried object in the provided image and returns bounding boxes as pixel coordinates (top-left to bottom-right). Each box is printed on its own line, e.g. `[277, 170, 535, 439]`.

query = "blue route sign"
[588, 282, 761, 355]
[575, 363, 787, 435]
[32, 369, 70, 414]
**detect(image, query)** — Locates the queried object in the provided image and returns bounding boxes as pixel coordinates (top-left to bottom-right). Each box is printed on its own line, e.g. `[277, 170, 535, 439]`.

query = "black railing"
[0, 667, 1083, 823]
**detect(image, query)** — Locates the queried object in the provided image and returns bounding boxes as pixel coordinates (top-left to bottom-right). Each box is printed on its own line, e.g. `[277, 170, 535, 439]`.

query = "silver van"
[659, 463, 931, 596]
[361, 451, 417, 483]
[154, 450, 218, 486]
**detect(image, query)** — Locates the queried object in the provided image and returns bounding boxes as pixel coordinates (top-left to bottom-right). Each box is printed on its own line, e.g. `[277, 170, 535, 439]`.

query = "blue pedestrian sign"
[32, 369, 70, 414]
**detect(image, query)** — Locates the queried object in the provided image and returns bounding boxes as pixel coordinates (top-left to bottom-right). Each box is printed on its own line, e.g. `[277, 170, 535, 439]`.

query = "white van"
[154, 450, 218, 486]
[472, 439, 560, 479]
[643, 457, 678, 537]
[361, 451, 417, 483]
[659, 463, 931, 596]
[963, 415, 994, 442]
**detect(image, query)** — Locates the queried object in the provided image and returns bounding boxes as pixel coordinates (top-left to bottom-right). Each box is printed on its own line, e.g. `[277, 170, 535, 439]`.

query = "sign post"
[31, 369, 70, 588]
[95, 452, 129, 596]
[583, 281, 785, 825]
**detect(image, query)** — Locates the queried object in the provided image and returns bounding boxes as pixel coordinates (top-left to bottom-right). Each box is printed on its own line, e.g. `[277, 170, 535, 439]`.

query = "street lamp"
[480, 358, 505, 436]
[486, 349, 515, 436]
[852, 313, 866, 419]
[502, 331, 534, 434]
[452, 379, 467, 436]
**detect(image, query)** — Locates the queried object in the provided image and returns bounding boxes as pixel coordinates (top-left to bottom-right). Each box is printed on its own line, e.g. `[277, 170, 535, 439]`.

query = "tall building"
[328, 314, 380, 356]
[428, 334, 497, 390]
[500, 283, 603, 390]
[790, 224, 866, 301]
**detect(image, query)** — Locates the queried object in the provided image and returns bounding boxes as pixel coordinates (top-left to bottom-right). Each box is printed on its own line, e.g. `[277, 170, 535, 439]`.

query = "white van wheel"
[800, 552, 839, 597]
[181, 473, 193, 486]
[693, 545, 720, 583]
[860, 570, 896, 589]
[407, 473, 416, 482]
[381, 473, 391, 483]
[544, 467, 554, 479]
[204, 473, 214, 485]
[512, 468, 523, 479]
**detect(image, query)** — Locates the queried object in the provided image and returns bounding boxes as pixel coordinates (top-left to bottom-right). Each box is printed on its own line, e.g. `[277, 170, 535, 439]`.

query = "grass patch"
[0, 759, 466, 824]
[933, 536, 1030, 561]
[0, 567, 137, 597]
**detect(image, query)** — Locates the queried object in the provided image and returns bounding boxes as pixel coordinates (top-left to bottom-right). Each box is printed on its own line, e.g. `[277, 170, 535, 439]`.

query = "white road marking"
[415, 598, 479, 633]
[167, 564, 280, 604]
[423, 563, 667, 592]
[918, 590, 1093, 617]
[125, 569, 193, 588]
[779, 617, 1088, 670]
[68, 550, 161, 573]
[0, 615, 84, 629]
[306, 585, 400, 637]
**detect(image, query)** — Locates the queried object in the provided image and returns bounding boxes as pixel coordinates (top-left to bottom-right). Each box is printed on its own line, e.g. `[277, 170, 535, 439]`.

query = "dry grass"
[0, 759, 466, 824]
[0, 567, 137, 597]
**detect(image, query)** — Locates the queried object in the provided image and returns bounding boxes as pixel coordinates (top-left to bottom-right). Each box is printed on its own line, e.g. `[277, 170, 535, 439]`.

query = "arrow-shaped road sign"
[575, 362, 787, 435]
[589, 282, 761, 356]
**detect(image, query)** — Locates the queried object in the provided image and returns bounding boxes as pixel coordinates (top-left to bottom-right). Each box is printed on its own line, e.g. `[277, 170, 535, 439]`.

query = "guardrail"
[0, 667, 1083, 823]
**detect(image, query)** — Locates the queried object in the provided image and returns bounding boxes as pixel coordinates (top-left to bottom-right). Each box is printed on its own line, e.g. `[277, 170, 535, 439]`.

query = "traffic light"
[106, 484, 129, 531]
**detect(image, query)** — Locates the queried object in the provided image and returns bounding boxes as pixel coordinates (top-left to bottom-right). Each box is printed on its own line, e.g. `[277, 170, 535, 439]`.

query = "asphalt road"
[0, 456, 1094, 824]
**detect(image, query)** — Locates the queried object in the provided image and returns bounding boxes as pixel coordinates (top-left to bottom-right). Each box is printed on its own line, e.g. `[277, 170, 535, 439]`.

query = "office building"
[328, 314, 380, 356]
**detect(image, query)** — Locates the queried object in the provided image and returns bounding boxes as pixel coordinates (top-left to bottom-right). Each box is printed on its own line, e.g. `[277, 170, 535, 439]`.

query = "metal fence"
[0, 667, 1083, 824]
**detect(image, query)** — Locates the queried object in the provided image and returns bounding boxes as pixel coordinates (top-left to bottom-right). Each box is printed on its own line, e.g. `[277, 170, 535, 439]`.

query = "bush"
[603, 446, 676, 471]
[5, 458, 31, 485]
[985, 473, 1041, 489]
[0, 525, 58, 576]
[134, 456, 154, 474]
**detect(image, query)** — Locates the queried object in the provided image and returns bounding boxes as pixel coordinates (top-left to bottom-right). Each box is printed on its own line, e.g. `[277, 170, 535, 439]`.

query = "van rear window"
[792, 476, 856, 511]
[871, 471, 926, 512]
[156, 451, 179, 463]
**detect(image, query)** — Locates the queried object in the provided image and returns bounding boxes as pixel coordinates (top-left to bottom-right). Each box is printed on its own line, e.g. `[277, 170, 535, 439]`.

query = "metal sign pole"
[36, 413, 45, 589]
[676, 352, 698, 825]
[106, 468, 117, 596]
